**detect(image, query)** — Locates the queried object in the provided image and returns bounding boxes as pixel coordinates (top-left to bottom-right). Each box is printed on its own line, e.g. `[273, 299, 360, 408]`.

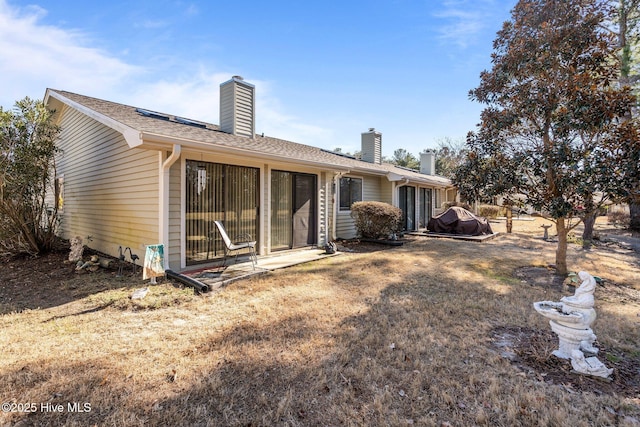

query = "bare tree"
[433, 137, 467, 178]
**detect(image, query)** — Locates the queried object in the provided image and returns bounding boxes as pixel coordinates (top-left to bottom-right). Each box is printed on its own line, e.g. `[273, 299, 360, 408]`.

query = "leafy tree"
[0, 98, 61, 255]
[612, 0, 640, 230]
[391, 148, 419, 169]
[454, 0, 638, 275]
[433, 137, 467, 178]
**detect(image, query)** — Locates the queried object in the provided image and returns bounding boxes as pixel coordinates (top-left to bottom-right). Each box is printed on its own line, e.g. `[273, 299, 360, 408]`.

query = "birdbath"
[540, 224, 552, 240]
[533, 271, 613, 379]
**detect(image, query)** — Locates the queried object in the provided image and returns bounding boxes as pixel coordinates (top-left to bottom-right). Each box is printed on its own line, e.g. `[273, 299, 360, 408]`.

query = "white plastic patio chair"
[213, 220, 257, 269]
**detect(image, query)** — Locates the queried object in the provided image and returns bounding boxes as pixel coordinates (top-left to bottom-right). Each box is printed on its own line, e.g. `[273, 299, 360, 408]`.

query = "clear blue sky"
[0, 0, 516, 157]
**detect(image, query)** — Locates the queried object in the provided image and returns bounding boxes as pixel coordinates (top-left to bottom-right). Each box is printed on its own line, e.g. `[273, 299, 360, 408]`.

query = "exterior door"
[399, 186, 416, 231]
[419, 188, 433, 228]
[293, 174, 316, 248]
[271, 171, 317, 250]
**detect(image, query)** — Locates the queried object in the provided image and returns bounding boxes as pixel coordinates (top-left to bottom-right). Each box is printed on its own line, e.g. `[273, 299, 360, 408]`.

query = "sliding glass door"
[419, 188, 433, 228]
[271, 171, 293, 251]
[399, 185, 416, 231]
[271, 171, 317, 250]
[185, 160, 259, 265]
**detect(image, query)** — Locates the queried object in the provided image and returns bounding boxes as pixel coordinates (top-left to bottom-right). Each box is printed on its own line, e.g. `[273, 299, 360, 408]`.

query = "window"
[185, 160, 259, 265]
[339, 177, 362, 211]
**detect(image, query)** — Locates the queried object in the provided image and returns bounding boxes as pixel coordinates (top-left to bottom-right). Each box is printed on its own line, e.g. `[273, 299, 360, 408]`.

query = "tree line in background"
[333, 136, 467, 177]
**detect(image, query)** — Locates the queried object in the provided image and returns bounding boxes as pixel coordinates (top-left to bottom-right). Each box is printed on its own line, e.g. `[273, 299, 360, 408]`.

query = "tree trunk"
[555, 218, 568, 276]
[618, 1, 640, 232]
[582, 212, 596, 249]
[630, 202, 640, 232]
[506, 207, 513, 233]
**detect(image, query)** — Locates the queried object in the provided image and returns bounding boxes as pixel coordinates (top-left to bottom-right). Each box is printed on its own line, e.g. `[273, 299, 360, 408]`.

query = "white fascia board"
[345, 166, 390, 178]
[386, 171, 452, 188]
[45, 89, 143, 148]
[386, 172, 406, 182]
[140, 131, 352, 173]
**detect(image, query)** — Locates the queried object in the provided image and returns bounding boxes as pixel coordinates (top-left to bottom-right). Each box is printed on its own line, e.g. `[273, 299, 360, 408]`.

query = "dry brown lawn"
[1, 217, 639, 426]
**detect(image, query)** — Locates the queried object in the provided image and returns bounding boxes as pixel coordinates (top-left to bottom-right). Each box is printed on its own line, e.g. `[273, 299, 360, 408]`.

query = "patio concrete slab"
[179, 249, 339, 292]
[408, 231, 501, 242]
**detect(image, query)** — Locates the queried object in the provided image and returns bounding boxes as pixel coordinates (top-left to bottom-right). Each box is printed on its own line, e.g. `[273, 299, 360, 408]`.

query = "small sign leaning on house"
[143, 244, 165, 283]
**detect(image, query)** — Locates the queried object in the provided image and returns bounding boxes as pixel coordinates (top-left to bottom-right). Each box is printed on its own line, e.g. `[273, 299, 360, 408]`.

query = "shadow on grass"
[2, 236, 638, 426]
[42, 301, 116, 322]
[148, 270, 638, 425]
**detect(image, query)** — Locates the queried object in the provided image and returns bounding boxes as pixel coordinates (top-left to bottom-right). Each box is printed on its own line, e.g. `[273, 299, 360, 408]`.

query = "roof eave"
[140, 131, 352, 172]
[386, 171, 452, 188]
[45, 89, 143, 148]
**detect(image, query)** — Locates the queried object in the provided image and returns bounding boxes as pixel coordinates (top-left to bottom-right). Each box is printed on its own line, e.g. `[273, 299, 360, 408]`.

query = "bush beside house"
[350, 201, 402, 239]
[478, 204, 503, 219]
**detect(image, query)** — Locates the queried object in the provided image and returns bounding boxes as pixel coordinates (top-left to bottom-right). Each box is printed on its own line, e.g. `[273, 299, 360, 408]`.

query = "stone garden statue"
[533, 271, 613, 379]
[68, 236, 84, 263]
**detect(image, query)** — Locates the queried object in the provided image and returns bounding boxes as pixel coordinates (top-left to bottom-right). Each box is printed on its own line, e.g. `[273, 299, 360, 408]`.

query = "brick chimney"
[361, 128, 382, 164]
[220, 76, 255, 138]
[420, 149, 436, 175]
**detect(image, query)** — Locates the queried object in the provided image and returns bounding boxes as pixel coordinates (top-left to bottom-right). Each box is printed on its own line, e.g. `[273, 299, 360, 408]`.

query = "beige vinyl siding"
[55, 105, 159, 259]
[336, 174, 384, 239]
[44, 169, 59, 212]
[168, 160, 181, 268]
[379, 179, 393, 205]
[336, 212, 356, 239]
[363, 176, 382, 201]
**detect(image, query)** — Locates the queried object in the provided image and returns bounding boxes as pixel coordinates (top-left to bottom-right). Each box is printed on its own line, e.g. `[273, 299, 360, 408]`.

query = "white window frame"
[338, 175, 363, 212]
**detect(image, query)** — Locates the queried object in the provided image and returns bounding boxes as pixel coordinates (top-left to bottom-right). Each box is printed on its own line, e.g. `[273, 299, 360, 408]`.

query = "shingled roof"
[46, 89, 452, 187]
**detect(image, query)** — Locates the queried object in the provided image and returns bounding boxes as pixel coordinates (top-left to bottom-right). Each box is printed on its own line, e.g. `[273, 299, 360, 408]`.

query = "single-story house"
[44, 76, 455, 271]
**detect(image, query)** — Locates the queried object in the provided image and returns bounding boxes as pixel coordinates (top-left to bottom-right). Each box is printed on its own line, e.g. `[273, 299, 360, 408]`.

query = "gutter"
[386, 171, 448, 187]
[391, 178, 409, 207]
[140, 131, 352, 174]
[159, 144, 181, 269]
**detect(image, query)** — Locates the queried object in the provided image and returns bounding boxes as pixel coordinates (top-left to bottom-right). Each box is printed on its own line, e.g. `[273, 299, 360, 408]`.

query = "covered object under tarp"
[427, 207, 494, 236]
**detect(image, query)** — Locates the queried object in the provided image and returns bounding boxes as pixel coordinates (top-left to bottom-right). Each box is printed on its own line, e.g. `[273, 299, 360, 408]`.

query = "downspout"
[331, 171, 346, 241]
[159, 144, 181, 269]
[392, 178, 410, 206]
